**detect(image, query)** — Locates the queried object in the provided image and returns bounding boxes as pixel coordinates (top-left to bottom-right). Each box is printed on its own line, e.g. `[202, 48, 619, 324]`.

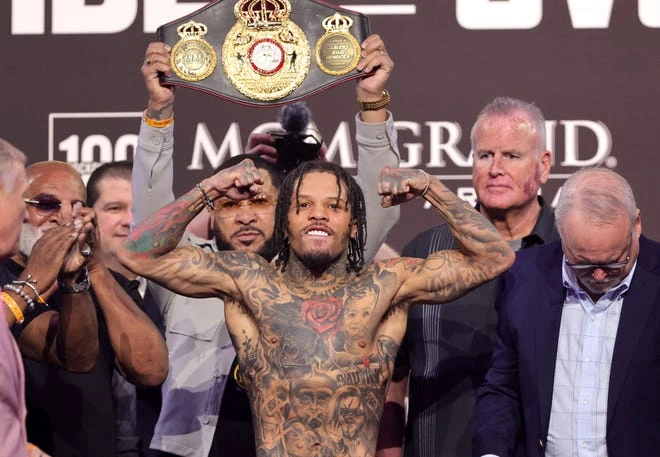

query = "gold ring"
[145, 58, 151, 65]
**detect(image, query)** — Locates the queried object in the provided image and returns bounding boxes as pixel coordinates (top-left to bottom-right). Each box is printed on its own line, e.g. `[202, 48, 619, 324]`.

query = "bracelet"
[357, 89, 391, 111]
[233, 363, 246, 391]
[12, 274, 48, 306]
[57, 268, 90, 294]
[419, 170, 431, 197]
[196, 182, 216, 210]
[143, 111, 174, 128]
[2, 284, 34, 312]
[2, 291, 25, 324]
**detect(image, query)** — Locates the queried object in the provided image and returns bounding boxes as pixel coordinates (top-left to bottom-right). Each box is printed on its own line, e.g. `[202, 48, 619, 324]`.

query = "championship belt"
[156, 0, 370, 107]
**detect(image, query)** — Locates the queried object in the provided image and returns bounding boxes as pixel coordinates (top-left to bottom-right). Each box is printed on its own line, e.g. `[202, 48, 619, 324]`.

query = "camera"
[272, 101, 323, 174]
[272, 131, 323, 174]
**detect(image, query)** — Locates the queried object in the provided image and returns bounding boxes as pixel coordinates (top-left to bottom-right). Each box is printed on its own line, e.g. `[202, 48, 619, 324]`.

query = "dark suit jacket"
[473, 236, 660, 457]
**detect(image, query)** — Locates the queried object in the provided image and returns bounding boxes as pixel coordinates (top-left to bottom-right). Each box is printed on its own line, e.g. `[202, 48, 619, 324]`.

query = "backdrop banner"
[4, 1, 660, 251]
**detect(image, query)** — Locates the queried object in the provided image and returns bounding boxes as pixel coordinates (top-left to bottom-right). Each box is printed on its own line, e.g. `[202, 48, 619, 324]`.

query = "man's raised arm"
[117, 159, 265, 298]
[378, 168, 515, 305]
[354, 34, 400, 264]
[133, 42, 176, 228]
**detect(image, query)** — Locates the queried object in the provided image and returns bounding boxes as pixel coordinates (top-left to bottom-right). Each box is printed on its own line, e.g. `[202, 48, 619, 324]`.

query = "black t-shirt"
[3, 259, 120, 457]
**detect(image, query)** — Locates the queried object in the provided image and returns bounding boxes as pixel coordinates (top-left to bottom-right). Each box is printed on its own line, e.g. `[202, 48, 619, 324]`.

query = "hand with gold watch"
[355, 34, 393, 122]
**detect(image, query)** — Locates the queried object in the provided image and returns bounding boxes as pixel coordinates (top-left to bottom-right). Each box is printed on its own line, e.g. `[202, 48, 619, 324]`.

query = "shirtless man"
[117, 159, 514, 457]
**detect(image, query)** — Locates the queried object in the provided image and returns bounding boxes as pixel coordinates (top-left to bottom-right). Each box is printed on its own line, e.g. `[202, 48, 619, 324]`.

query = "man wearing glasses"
[473, 167, 660, 457]
[2, 161, 168, 457]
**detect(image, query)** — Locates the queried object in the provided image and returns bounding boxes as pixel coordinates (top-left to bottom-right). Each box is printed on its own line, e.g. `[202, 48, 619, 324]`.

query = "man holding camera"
[133, 34, 399, 457]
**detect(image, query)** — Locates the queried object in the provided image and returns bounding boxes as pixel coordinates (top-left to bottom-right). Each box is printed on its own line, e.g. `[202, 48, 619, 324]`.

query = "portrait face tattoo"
[289, 374, 337, 429]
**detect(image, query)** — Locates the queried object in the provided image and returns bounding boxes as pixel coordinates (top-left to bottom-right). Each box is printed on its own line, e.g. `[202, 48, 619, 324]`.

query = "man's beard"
[579, 276, 620, 298]
[297, 250, 341, 273]
[18, 223, 45, 257]
[214, 228, 277, 261]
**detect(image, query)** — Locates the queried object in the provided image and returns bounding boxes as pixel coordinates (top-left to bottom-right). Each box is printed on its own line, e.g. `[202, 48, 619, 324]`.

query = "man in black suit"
[474, 167, 660, 456]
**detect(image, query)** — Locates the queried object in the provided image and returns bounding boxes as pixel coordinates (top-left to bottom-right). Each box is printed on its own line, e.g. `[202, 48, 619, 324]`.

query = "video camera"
[272, 102, 323, 174]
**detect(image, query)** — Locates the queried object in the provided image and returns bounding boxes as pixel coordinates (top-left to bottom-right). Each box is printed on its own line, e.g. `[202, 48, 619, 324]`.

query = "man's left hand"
[356, 34, 394, 101]
[378, 167, 431, 207]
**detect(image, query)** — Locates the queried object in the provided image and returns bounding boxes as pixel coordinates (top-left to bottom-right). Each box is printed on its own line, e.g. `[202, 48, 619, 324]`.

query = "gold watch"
[357, 89, 391, 111]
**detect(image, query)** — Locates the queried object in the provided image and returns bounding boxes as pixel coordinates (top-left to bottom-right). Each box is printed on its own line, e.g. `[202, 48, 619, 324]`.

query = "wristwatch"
[358, 89, 391, 111]
[57, 268, 90, 294]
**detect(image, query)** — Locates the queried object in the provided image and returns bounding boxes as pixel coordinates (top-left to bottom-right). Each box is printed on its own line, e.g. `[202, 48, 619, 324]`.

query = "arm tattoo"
[402, 183, 514, 303]
[126, 189, 203, 256]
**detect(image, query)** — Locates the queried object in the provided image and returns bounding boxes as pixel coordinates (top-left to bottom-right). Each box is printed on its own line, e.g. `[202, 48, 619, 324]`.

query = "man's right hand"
[22, 222, 86, 294]
[205, 158, 265, 202]
[142, 41, 175, 119]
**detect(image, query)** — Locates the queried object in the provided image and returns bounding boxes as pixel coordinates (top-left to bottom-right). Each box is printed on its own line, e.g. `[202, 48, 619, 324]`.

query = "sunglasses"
[213, 195, 276, 218]
[24, 196, 64, 214]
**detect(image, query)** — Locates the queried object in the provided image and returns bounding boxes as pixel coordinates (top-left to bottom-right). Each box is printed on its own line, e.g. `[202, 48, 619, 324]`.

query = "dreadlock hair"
[274, 160, 367, 273]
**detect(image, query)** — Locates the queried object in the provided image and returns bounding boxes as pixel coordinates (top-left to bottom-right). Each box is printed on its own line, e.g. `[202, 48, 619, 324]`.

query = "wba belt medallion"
[315, 13, 361, 76]
[170, 21, 218, 82]
[222, 0, 311, 101]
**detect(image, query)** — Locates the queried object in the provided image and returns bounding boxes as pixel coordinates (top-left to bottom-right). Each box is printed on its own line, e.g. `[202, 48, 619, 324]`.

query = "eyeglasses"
[565, 257, 630, 272]
[213, 195, 275, 218]
[24, 196, 63, 214]
[565, 234, 633, 272]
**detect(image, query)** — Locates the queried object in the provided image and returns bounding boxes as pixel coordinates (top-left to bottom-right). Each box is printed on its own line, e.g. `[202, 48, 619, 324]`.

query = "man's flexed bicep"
[378, 167, 515, 305]
[390, 250, 493, 306]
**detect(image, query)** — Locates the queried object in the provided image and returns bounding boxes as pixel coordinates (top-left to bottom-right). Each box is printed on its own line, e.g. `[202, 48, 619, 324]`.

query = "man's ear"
[350, 221, 358, 239]
[539, 150, 552, 185]
[634, 208, 642, 238]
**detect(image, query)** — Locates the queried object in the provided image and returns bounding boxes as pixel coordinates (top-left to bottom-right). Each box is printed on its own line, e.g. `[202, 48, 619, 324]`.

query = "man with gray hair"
[0, 139, 67, 457]
[0, 138, 33, 457]
[1, 159, 167, 457]
[473, 167, 660, 456]
[378, 97, 557, 457]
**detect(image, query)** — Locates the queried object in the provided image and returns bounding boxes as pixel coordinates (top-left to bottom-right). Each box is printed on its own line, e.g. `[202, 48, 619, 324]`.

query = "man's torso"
[228, 263, 406, 457]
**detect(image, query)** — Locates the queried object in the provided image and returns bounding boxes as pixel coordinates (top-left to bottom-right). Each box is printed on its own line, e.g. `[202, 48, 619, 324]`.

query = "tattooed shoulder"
[209, 250, 271, 274]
